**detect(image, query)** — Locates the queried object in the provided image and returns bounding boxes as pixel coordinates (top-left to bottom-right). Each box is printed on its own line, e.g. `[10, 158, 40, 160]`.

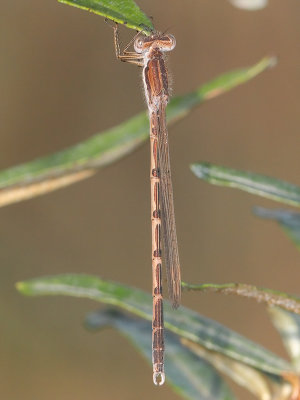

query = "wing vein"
[156, 103, 181, 308]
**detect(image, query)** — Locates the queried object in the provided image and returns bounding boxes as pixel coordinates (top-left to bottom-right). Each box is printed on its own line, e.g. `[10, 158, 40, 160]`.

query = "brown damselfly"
[108, 23, 181, 386]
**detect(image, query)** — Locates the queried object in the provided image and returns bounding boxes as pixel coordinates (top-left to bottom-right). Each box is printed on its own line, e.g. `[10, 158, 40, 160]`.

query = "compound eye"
[166, 34, 176, 50]
[134, 37, 144, 53]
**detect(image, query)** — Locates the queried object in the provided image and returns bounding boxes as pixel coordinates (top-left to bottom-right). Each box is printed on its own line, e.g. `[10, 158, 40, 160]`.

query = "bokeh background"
[0, 0, 299, 399]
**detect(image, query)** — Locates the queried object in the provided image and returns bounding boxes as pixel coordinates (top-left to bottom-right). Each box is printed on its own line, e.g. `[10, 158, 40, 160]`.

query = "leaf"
[86, 309, 235, 399]
[58, 0, 153, 32]
[268, 307, 300, 374]
[190, 163, 300, 207]
[16, 274, 294, 377]
[182, 282, 300, 314]
[0, 57, 276, 208]
[254, 207, 300, 250]
[228, 0, 268, 10]
[181, 338, 292, 400]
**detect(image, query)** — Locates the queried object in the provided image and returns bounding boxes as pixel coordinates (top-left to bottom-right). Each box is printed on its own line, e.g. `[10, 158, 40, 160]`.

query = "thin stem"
[182, 282, 300, 314]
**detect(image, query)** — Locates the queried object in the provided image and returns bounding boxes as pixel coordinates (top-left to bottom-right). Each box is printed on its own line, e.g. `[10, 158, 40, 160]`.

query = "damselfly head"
[134, 33, 176, 54]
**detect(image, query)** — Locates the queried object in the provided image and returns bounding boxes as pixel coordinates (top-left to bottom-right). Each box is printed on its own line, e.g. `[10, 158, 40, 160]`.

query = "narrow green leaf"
[0, 57, 275, 208]
[182, 281, 300, 314]
[58, 0, 153, 32]
[268, 307, 300, 374]
[166, 56, 276, 122]
[191, 163, 300, 207]
[254, 207, 300, 250]
[16, 274, 293, 376]
[86, 309, 235, 400]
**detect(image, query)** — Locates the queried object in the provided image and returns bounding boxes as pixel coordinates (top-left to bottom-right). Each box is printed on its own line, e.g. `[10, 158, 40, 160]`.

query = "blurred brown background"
[0, 0, 299, 398]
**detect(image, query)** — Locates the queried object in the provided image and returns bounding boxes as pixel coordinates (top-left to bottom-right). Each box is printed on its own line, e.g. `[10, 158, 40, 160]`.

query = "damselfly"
[109, 23, 181, 386]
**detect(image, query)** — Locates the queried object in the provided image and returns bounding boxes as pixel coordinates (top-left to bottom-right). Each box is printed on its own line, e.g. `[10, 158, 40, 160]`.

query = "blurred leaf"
[269, 307, 300, 374]
[254, 207, 300, 250]
[86, 309, 235, 399]
[181, 338, 292, 400]
[191, 163, 300, 207]
[228, 0, 268, 10]
[16, 274, 294, 376]
[0, 56, 276, 208]
[58, 0, 153, 32]
[182, 282, 300, 314]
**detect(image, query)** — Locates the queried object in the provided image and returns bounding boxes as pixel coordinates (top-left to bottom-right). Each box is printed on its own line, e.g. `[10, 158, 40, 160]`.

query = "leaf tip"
[15, 281, 27, 293]
[16, 280, 33, 296]
[190, 163, 200, 177]
[267, 55, 278, 69]
[190, 162, 210, 179]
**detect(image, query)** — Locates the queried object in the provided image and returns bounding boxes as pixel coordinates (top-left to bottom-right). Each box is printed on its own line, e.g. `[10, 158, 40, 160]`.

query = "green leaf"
[86, 309, 235, 399]
[181, 338, 290, 400]
[16, 274, 293, 376]
[182, 281, 300, 314]
[254, 207, 300, 250]
[0, 57, 276, 208]
[191, 163, 300, 207]
[268, 307, 300, 374]
[58, 0, 153, 32]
